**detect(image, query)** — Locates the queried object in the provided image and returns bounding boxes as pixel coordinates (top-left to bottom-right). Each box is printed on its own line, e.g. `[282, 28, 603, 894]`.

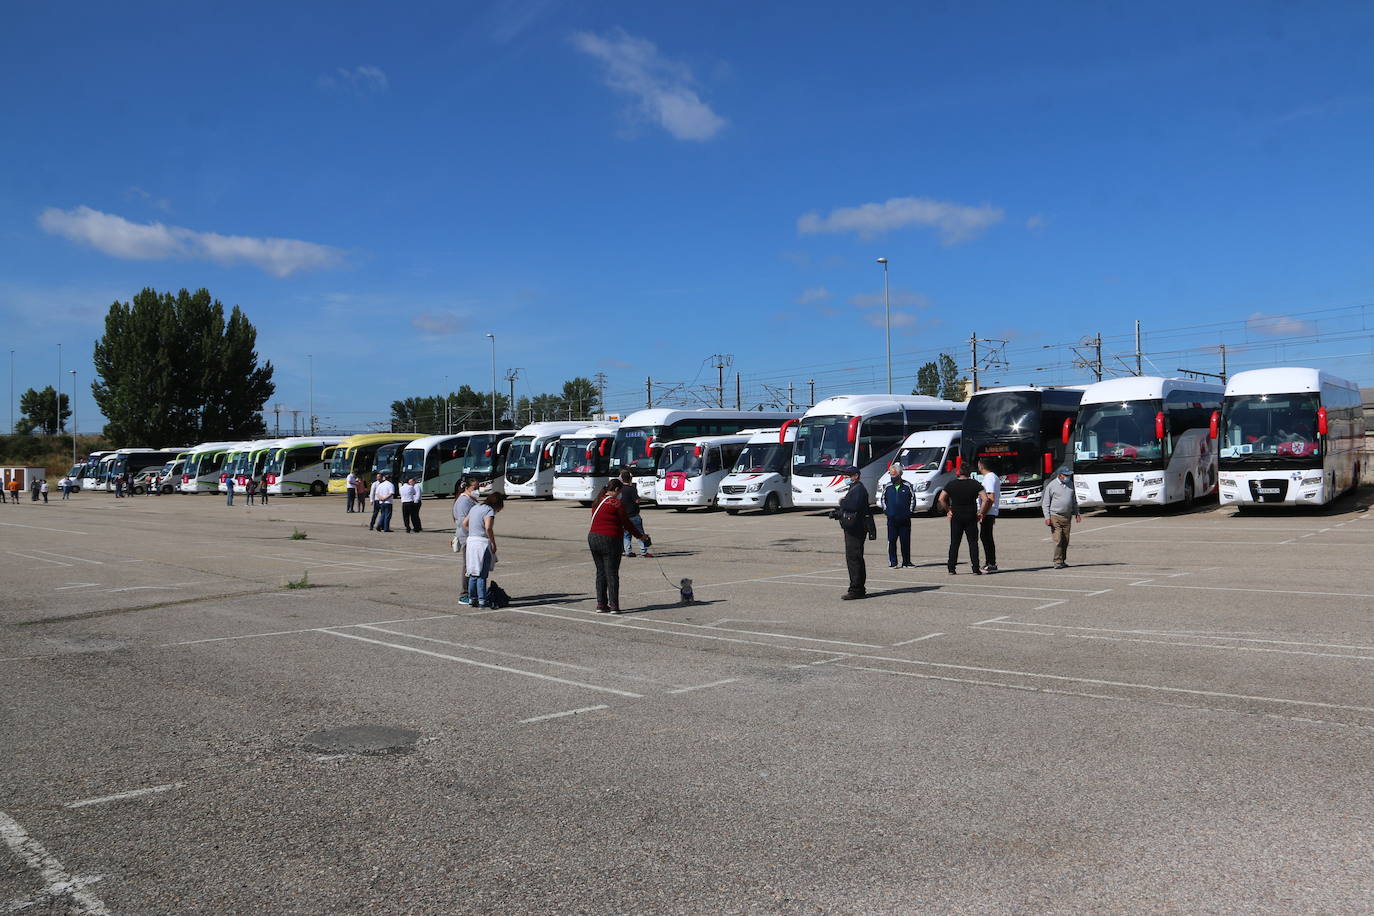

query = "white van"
[654, 432, 756, 511]
[718, 426, 794, 515]
[893, 429, 961, 513]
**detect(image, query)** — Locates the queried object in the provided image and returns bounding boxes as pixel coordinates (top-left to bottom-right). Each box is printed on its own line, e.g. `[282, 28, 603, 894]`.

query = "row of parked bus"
[69, 366, 1364, 512]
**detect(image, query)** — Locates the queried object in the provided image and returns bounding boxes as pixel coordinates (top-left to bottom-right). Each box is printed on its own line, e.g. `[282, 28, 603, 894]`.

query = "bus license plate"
[1105, 488, 1126, 495]
[1257, 487, 1279, 494]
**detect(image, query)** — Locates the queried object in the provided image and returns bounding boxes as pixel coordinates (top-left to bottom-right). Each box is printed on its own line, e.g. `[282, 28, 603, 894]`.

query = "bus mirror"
[779, 419, 798, 443]
[847, 416, 860, 443]
[599, 439, 608, 457]
[1155, 411, 1166, 440]
[1317, 407, 1328, 436]
[954, 455, 962, 474]
[694, 444, 703, 458]
[1061, 418, 1073, 444]
[944, 460, 954, 473]
[1208, 411, 1219, 440]
[1043, 452, 1053, 475]
[644, 437, 655, 457]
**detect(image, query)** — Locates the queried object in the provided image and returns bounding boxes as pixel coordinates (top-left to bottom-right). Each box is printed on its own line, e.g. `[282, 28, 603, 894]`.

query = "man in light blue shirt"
[1041, 466, 1082, 569]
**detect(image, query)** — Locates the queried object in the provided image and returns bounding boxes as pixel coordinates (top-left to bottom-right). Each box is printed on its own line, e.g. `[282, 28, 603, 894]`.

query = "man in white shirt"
[372, 474, 396, 532]
[977, 460, 1002, 573]
[345, 472, 358, 513]
[400, 477, 423, 533]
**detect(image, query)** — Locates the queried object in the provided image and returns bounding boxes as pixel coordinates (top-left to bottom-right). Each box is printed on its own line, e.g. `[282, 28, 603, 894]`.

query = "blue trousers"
[886, 518, 911, 565]
[376, 503, 393, 531]
[623, 514, 648, 555]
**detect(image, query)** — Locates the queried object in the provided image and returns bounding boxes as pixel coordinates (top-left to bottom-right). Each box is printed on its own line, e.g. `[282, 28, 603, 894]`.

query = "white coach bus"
[959, 386, 1087, 510]
[503, 421, 590, 498]
[718, 425, 797, 515]
[264, 437, 346, 496]
[1071, 377, 1224, 509]
[551, 426, 619, 505]
[1217, 367, 1365, 508]
[179, 442, 243, 493]
[609, 408, 796, 503]
[791, 395, 965, 508]
[399, 434, 474, 499]
[654, 432, 757, 511]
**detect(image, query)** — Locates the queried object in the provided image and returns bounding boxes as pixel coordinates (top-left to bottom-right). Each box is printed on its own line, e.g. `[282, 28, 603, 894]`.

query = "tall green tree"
[16, 386, 70, 434]
[913, 362, 940, 398]
[937, 353, 968, 402]
[561, 377, 600, 419]
[92, 288, 274, 444]
[390, 386, 509, 432]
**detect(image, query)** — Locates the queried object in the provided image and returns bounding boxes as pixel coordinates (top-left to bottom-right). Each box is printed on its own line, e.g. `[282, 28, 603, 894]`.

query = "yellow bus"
[323, 433, 429, 494]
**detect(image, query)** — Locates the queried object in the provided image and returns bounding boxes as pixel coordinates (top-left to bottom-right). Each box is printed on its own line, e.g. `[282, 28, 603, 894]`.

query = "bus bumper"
[1075, 475, 1168, 508]
[1218, 471, 1326, 506]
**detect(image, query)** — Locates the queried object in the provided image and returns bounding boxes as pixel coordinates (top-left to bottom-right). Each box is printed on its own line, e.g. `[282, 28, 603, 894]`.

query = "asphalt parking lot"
[2, 490, 1372, 914]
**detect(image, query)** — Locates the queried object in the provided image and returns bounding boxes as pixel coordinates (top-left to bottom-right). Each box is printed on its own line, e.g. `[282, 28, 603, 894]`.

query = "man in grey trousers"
[1041, 465, 1082, 569]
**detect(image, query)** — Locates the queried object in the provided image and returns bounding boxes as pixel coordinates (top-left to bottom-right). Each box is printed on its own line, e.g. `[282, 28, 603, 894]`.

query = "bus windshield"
[897, 445, 945, 471]
[556, 439, 605, 475]
[1074, 400, 1165, 472]
[609, 426, 662, 473]
[1221, 394, 1321, 461]
[505, 437, 539, 473]
[732, 443, 789, 474]
[373, 444, 402, 476]
[263, 451, 286, 476]
[660, 443, 703, 478]
[963, 391, 1047, 485]
[793, 415, 855, 474]
[401, 448, 426, 478]
[328, 449, 353, 479]
[463, 435, 501, 475]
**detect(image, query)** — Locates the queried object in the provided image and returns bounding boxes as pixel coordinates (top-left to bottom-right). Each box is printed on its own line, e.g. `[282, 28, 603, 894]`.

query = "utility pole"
[735, 374, 741, 410]
[307, 354, 314, 435]
[970, 333, 978, 393]
[505, 368, 520, 424]
[273, 403, 281, 436]
[646, 376, 653, 409]
[787, 382, 794, 412]
[808, 379, 815, 407]
[1134, 320, 1143, 376]
[709, 354, 733, 408]
[69, 369, 77, 467]
[1178, 344, 1229, 385]
[1070, 334, 1104, 381]
[969, 335, 1009, 393]
[289, 409, 301, 434]
[593, 371, 607, 419]
[56, 343, 61, 434]
[1220, 344, 1227, 383]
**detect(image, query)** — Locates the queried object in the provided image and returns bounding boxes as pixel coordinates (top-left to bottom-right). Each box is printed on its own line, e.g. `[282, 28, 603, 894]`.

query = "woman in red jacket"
[588, 479, 650, 614]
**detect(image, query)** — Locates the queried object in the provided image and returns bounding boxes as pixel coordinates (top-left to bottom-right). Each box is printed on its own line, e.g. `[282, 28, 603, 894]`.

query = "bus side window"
[425, 451, 442, 479]
[859, 413, 905, 467]
[704, 448, 722, 475]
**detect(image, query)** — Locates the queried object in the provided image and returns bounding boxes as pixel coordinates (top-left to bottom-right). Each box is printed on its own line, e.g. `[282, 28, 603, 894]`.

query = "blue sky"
[3, 1, 1373, 433]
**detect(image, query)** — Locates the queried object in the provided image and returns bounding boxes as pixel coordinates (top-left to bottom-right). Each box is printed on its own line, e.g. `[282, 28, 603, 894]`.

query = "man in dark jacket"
[835, 467, 877, 600]
[876, 463, 918, 568]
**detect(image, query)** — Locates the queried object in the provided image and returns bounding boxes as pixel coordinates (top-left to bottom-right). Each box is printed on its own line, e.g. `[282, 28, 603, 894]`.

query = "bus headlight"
[746, 482, 763, 493]
[792, 484, 802, 493]
[1301, 476, 1322, 486]
[1221, 478, 1237, 488]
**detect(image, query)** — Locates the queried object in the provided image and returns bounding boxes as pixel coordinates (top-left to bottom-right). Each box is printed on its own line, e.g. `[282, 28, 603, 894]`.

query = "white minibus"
[792, 395, 965, 508]
[551, 426, 618, 505]
[1071, 377, 1224, 509]
[1217, 367, 1365, 507]
[960, 386, 1086, 509]
[610, 408, 797, 503]
[718, 426, 795, 515]
[893, 428, 962, 514]
[263, 437, 346, 496]
[503, 422, 590, 498]
[654, 432, 757, 511]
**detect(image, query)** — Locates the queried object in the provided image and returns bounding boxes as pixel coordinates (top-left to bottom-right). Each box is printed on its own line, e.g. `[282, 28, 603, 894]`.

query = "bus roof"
[330, 433, 431, 449]
[514, 421, 591, 438]
[1225, 367, 1357, 397]
[616, 407, 797, 428]
[400, 433, 469, 451]
[1079, 376, 1225, 405]
[970, 385, 1091, 395]
[183, 441, 245, 454]
[659, 431, 759, 448]
[744, 427, 790, 444]
[559, 425, 618, 440]
[803, 394, 963, 419]
[267, 437, 346, 452]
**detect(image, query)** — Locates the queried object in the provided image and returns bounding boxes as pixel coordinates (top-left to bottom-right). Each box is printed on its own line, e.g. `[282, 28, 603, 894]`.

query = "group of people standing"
[223, 476, 270, 506]
[833, 460, 1083, 600]
[342, 472, 425, 533]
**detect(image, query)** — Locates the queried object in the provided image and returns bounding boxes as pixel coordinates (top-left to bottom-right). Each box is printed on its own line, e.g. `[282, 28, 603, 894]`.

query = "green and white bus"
[264, 437, 346, 496]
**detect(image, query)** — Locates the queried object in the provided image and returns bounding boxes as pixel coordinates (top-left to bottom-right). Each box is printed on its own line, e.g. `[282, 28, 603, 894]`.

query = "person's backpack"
[485, 582, 510, 609]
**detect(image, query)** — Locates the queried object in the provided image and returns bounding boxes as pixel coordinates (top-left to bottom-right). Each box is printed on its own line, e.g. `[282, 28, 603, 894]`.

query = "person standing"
[39, 479, 49, 504]
[1042, 466, 1083, 569]
[452, 478, 480, 604]
[875, 463, 917, 568]
[30, 478, 41, 502]
[245, 475, 257, 506]
[835, 467, 877, 600]
[463, 493, 505, 608]
[588, 479, 650, 614]
[400, 477, 423, 533]
[225, 476, 235, 506]
[355, 472, 368, 513]
[939, 464, 988, 575]
[6, 476, 19, 503]
[345, 471, 358, 513]
[60, 476, 72, 500]
[977, 460, 1002, 573]
[618, 469, 651, 558]
[258, 476, 269, 506]
[373, 474, 396, 532]
[368, 474, 383, 529]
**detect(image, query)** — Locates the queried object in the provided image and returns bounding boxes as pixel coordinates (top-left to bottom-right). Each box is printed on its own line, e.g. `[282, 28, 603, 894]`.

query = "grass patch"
[285, 571, 313, 590]
[290, 528, 308, 540]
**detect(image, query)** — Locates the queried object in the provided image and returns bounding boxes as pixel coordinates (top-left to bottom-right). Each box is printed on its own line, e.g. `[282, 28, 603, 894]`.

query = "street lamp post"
[56, 342, 62, 434]
[68, 369, 77, 468]
[485, 334, 496, 428]
[875, 258, 891, 394]
[307, 354, 314, 435]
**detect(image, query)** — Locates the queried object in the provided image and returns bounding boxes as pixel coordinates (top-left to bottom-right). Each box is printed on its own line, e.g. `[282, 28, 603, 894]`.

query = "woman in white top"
[462, 493, 504, 608]
[452, 478, 480, 604]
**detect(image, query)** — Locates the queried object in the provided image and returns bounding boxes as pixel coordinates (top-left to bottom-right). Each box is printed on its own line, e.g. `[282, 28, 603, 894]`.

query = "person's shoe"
[841, 592, 865, 600]
[640, 551, 652, 558]
[458, 596, 471, 606]
[609, 607, 623, 614]
[476, 601, 489, 609]
[1053, 562, 1068, 569]
[971, 569, 983, 575]
[901, 562, 916, 568]
[984, 565, 998, 573]
[595, 603, 608, 612]
[947, 568, 957, 575]
[888, 562, 898, 568]
[623, 552, 635, 558]
[368, 526, 374, 530]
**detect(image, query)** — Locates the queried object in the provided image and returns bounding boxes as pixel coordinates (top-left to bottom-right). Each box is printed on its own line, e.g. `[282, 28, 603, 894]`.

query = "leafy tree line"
[390, 377, 601, 432]
[913, 353, 968, 401]
[92, 287, 274, 444]
[15, 386, 71, 435]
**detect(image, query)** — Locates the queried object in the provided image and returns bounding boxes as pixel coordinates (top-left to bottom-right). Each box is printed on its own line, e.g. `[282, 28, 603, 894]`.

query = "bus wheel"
[724, 508, 739, 516]
[674, 507, 688, 513]
[309, 481, 326, 496]
[1181, 477, 1195, 510]
[762, 493, 781, 514]
[579, 500, 594, 508]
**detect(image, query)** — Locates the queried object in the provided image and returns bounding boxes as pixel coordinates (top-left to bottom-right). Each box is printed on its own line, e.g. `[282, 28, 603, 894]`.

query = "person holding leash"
[588, 479, 650, 614]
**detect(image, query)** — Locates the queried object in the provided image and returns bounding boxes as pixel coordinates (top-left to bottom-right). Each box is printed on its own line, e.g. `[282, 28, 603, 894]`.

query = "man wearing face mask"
[834, 467, 877, 600]
[875, 463, 918, 568]
[1041, 465, 1083, 569]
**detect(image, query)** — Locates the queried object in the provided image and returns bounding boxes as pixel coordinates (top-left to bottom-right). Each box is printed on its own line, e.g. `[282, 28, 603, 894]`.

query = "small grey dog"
[679, 578, 694, 604]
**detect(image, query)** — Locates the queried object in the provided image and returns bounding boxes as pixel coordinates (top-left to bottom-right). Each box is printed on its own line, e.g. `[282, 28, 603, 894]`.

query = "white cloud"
[1247, 312, 1318, 337]
[798, 196, 1004, 244]
[317, 65, 389, 95]
[1026, 214, 1048, 232]
[865, 310, 918, 330]
[571, 29, 726, 141]
[39, 206, 344, 277]
[795, 286, 830, 304]
[849, 289, 931, 310]
[411, 312, 468, 336]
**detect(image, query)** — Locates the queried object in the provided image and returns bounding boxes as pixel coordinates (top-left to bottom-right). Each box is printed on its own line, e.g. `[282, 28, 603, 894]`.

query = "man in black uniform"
[938, 464, 989, 575]
[835, 467, 877, 600]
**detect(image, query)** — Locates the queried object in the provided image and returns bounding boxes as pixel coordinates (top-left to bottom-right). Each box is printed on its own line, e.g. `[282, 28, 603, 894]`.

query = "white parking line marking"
[977, 619, 1374, 652]
[666, 678, 739, 694]
[320, 629, 645, 698]
[65, 782, 183, 808]
[54, 583, 101, 591]
[1034, 600, 1066, 610]
[533, 605, 883, 649]
[520, 705, 609, 724]
[0, 811, 109, 915]
[8, 552, 72, 567]
[972, 615, 1011, 626]
[891, 632, 944, 647]
[27, 549, 102, 565]
[1131, 581, 1374, 599]
[0, 521, 90, 535]
[314, 754, 350, 762]
[792, 573, 1098, 594]
[972, 625, 1374, 661]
